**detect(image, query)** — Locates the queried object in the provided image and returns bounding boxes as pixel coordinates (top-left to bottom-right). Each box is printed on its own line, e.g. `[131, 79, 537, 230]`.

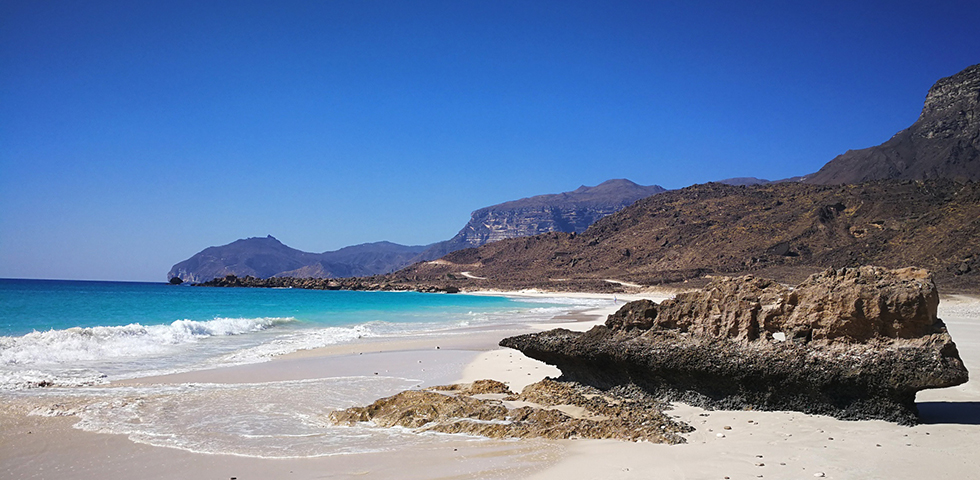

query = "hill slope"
[393, 180, 980, 291]
[806, 63, 979, 184]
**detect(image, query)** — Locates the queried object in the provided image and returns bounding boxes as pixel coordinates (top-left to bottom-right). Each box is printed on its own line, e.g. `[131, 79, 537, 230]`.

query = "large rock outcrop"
[501, 267, 969, 425]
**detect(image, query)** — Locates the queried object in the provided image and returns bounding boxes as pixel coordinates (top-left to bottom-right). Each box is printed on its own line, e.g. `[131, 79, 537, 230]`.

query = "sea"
[0, 278, 602, 458]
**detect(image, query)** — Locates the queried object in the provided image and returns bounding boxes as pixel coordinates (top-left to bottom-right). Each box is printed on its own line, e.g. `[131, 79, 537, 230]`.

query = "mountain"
[169, 179, 665, 283]
[806, 63, 980, 184]
[415, 179, 666, 261]
[391, 180, 980, 292]
[167, 236, 428, 283]
[715, 177, 772, 186]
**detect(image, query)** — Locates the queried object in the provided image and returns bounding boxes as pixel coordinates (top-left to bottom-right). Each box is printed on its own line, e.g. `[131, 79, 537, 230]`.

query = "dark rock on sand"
[500, 266, 969, 425]
[329, 379, 692, 443]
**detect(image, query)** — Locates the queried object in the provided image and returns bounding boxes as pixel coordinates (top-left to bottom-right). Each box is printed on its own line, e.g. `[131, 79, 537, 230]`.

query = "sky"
[1, 1, 978, 282]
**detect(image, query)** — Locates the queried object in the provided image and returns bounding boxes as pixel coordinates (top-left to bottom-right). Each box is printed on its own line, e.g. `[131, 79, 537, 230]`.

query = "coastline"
[1, 290, 978, 479]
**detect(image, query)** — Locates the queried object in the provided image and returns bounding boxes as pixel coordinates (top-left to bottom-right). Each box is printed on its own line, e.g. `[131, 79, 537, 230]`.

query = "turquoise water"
[1, 278, 600, 458]
[0, 278, 545, 336]
[0, 278, 589, 389]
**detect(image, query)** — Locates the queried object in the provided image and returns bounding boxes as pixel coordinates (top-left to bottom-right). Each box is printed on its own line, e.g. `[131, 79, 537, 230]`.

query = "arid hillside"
[389, 180, 980, 292]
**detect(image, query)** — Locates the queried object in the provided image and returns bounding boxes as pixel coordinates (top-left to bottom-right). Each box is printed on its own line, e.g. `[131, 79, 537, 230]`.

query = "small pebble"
[723, 426, 732, 430]
[716, 433, 726, 438]
[755, 462, 765, 467]
[814, 473, 825, 478]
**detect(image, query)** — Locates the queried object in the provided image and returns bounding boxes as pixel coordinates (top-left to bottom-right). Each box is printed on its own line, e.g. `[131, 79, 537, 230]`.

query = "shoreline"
[2, 290, 978, 479]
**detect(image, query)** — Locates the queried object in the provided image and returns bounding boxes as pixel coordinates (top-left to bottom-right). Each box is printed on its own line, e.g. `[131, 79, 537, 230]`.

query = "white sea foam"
[0, 317, 299, 389]
[0, 317, 295, 366]
[55, 377, 430, 458]
[216, 323, 378, 364]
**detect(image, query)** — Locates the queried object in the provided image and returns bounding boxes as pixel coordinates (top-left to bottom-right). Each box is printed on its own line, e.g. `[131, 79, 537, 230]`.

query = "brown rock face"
[329, 379, 692, 443]
[647, 266, 941, 343]
[502, 267, 969, 424]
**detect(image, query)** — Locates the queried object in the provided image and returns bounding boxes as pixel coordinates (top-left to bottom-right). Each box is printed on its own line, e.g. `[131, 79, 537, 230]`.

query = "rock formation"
[415, 179, 666, 261]
[329, 379, 692, 443]
[500, 267, 969, 425]
[806, 63, 979, 184]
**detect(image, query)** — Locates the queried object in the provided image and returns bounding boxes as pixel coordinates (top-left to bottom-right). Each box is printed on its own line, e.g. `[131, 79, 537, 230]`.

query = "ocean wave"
[0, 317, 296, 367]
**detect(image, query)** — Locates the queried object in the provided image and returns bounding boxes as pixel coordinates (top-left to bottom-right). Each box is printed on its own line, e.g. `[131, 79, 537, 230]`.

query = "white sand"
[2, 290, 978, 480]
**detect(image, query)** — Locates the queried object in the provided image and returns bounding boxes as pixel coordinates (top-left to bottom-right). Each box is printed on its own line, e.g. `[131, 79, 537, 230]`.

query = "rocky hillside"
[167, 236, 428, 283]
[391, 180, 980, 292]
[415, 179, 665, 260]
[806, 63, 979, 184]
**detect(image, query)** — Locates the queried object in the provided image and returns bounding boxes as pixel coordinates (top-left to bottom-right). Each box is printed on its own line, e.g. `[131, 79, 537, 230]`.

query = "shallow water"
[0, 278, 606, 458]
[0, 279, 602, 389]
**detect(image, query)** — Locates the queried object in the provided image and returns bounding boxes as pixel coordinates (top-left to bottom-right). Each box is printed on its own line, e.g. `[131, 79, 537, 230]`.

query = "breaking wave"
[0, 317, 295, 368]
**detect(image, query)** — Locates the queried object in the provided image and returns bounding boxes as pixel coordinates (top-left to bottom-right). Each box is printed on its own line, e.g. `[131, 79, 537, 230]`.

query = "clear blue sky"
[1, 1, 978, 282]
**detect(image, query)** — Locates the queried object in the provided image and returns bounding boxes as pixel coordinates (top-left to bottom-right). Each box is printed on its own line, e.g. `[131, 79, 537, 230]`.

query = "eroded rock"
[500, 267, 969, 425]
[328, 379, 692, 443]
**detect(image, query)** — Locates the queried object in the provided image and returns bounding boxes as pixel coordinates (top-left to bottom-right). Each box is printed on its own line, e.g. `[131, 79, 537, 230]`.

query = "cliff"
[415, 179, 665, 260]
[806, 64, 979, 184]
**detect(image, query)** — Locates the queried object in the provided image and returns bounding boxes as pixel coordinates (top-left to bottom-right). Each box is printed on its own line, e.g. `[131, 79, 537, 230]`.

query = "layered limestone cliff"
[416, 179, 665, 260]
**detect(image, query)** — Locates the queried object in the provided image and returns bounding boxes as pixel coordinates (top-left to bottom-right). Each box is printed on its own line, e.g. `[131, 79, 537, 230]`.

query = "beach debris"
[328, 379, 693, 443]
[500, 267, 969, 425]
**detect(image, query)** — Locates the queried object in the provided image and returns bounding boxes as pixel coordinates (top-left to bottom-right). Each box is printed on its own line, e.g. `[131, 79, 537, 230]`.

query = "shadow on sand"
[917, 401, 980, 425]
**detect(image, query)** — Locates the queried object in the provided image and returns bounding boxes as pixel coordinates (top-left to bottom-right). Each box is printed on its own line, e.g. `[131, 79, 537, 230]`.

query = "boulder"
[500, 267, 969, 425]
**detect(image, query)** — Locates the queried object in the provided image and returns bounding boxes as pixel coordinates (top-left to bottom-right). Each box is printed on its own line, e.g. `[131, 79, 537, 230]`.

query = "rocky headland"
[500, 267, 969, 425]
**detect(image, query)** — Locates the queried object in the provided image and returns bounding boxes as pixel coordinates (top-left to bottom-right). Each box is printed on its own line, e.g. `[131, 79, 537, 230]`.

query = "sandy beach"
[2, 290, 978, 480]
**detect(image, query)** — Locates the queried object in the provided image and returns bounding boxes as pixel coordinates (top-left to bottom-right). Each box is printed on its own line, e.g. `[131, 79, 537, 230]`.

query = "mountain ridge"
[169, 179, 667, 282]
